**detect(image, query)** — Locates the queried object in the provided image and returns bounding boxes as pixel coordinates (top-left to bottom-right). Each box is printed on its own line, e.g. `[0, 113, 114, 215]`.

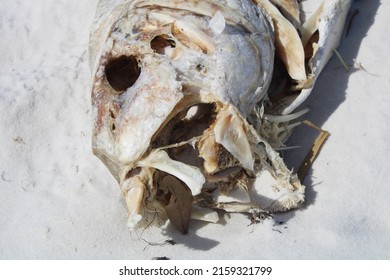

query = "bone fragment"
[191, 206, 219, 223]
[198, 128, 237, 174]
[122, 176, 145, 228]
[135, 0, 256, 33]
[301, 2, 326, 46]
[171, 20, 216, 54]
[255, 0, 306, 81]
[137, 150, 205, 195]
[213, 107, 254, 171]
[252, 169, 304, 212]
[209, 11, 226, 35]
[282, 0, 353, 114]
[270, 0, 301, 27]
[213, 185, 251, 204]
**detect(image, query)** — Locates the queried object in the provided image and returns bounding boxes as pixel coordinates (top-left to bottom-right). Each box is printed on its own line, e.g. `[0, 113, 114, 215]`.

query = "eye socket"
[105, 55, 141, 92]
[151, 34, 176, 54]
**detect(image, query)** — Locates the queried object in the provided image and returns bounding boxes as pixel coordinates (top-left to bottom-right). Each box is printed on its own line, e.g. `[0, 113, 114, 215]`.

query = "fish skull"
[89, 0, 351, 233]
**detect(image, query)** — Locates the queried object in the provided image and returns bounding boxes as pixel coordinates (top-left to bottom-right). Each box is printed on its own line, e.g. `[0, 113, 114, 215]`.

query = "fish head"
[90, 0, 306, 232]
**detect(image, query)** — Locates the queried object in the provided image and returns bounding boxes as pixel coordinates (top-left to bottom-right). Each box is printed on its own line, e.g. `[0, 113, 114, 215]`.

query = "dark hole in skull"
[152, 103, 216, 167]
[151, 34, 176, 54]
[105, 55, 141, 92]
[196, 64, 208, 74]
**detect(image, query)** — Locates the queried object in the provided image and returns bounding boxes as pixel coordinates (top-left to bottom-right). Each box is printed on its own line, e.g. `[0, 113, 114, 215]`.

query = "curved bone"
[213, 106, 254, 171]
[269, 0, 301, 27]
[282, 0, 353, 114]
[255, 0, 306, 81]
[137, 150, 205, 196]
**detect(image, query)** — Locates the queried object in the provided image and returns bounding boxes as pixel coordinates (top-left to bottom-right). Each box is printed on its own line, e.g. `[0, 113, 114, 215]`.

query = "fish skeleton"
[89, 0, 352, 233]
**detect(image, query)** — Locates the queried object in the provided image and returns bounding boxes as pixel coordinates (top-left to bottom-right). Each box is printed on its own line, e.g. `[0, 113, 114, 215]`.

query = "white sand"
[1, 0, 389, 259]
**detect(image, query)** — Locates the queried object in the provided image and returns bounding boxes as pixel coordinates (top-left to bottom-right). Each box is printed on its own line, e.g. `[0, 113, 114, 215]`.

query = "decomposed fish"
[89, 0, 352, 233]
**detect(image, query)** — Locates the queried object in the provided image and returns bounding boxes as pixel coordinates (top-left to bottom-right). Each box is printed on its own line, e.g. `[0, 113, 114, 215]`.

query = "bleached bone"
[213, 106, 255, 171]
[137, 150, 205, 196]
[255, 0, 306, 81]
[282, 0, 353, 114]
